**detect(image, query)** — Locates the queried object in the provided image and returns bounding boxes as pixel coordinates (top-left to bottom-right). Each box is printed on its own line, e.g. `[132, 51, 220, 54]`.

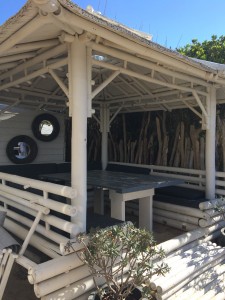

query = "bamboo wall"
[87, 107, 225, 171]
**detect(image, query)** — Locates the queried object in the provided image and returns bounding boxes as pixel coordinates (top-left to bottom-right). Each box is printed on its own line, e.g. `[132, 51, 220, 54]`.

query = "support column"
[205, 86, 216, 199]
[69, 37, 88, 233]
[100, 104, 110, 170]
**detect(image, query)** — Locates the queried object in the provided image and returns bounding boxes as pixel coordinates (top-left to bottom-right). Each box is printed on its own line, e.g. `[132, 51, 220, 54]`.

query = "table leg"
[110, 197, 126, 221]
[139, 195, 153, 231]
[93, 188, 104, 215]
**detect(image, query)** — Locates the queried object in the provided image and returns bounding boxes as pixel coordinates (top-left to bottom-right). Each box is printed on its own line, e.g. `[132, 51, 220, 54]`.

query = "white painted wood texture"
[0, 111, 65, 165]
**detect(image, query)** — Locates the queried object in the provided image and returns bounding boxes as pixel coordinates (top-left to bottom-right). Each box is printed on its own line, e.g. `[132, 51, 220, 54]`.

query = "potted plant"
[212, 197, 225, 246]
[73, 223, 169, 300]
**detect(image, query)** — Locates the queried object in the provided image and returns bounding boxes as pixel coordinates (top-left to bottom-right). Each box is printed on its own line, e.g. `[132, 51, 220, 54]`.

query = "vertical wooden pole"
[69, 37, 88, 233]
[205, 86, 216, 199]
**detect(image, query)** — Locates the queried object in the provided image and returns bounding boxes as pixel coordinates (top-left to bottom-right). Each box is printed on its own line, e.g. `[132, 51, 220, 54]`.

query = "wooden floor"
[153, 222, 184, 243]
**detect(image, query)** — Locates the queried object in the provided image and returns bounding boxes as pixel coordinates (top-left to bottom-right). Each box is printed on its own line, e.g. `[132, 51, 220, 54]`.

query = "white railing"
[109, 162, 225, 198]
[216, 171, 225, 197]
[2, 164, 225, 259]
[0, 172, 78, 258]
[109, 162, 206, 190]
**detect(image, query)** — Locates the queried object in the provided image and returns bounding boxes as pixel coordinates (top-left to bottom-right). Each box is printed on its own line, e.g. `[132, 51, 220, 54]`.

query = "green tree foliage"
[177, 35, 225, 63]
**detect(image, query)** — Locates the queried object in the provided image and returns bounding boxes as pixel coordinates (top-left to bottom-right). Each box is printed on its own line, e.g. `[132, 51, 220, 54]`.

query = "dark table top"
[39, 170, 183, 194]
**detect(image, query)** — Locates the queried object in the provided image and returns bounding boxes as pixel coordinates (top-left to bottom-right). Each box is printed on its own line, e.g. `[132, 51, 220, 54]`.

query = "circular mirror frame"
[6, 135, 38, 164]
[32, 113, 60, 142]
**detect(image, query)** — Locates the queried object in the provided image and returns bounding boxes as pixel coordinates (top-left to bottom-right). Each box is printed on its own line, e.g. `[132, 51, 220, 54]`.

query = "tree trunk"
[156, 117, 162, 165]
[180, 122, 185, 167]
[169, 124, 180, 166]
[122, 114, 127, 163]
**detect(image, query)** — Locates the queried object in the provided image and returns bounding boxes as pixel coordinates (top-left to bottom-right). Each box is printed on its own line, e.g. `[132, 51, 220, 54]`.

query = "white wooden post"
[205, 86, 216, 199]
[69, 37, 88, 233]
[100, 104, 110, 170]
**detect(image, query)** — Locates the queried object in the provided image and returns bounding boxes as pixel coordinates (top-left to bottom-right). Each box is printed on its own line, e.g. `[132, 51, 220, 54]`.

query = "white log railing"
[1, 167, 223, 300]
[0, 172, 78, 258]
[109, 162, 225, 198]
[215, 171, 225, 197]
[109, 161, 206, 189]
[0, 249, 18, 299]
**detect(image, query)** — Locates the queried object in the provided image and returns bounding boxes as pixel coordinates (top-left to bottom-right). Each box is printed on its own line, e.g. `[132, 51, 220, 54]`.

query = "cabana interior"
[1, 0, 225, 299]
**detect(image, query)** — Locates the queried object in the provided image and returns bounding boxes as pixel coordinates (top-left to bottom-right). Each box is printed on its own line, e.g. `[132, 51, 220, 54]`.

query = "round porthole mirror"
[32, 113, 60, 142]
[39, 120, 54, 136]
[6, 135, 38, 164]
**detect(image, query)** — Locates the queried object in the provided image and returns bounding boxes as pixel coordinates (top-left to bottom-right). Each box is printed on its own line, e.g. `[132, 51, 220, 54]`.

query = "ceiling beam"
[0, 15, 51, 55]
[182, 100, 202, 118]
[8, 87, 67, 101]
[92, 70, 120, 99]
[0, 58, 68, 92]
[0, 52, 36, 64]
[90, 42, 211, 88]
[118, 75, 145, 96]
[104, 97, 199, 113]
[192, 90, 208, 117]
[92, 59, 208, 97]
[0, 39, 60, 56]
[0, 43, 67, 81]
[49, 69, 69, 97]
[54, 7, 220, 83]
[0, 62, 18, 70]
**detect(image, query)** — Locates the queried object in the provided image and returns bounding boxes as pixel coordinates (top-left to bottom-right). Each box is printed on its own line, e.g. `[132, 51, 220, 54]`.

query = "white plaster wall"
[0, 111, 65, 165]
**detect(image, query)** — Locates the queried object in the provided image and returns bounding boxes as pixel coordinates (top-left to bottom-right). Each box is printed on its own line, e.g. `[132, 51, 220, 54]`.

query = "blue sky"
[1, 0, 225, 49]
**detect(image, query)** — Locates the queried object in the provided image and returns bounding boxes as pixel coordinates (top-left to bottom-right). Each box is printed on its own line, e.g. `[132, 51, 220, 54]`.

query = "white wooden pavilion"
[1, 0, 225, 299]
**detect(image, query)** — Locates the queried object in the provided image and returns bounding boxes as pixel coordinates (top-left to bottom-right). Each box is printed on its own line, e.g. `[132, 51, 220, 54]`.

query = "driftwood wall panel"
[87, 107, 225, 171]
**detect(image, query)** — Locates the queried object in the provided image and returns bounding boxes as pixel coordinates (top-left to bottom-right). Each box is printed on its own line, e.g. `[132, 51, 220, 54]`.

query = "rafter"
[0, 15, 51, 55]
[92, 70, 120, 99]
[192, 90, 208, 117]
[92, 59, 208, 99]
[9, 87, 67, 101]
[0, 58, 68, 92]
[49, 69, 69, 97]
[90, 42, 212, 88]
[0, 44, 67, 82]
[119, 75, 145, 96]
[0, 39, 60, 57]
[0, 52, 36, 64]
[181, 100, 202, 118]
[131, 77, 154, 96]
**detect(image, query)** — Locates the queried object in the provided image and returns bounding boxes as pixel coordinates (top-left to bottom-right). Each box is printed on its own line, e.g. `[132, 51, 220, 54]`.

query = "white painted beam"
[54, 6, 219, 82]
[69, 38, 88, 233]
[0, 52, 36, 64]
[0, 43, 67, 81]
[119, 76, 144, 96]
[31, 0, 60, 13]
[205, 86, 216, 199]
[181, 100, 202, 119]
[95, 88, 180, 104]
[49, 69, 69, 97]
[93, 59, 208, 97]
[192, 90, 208, 117]
[0, 62, 18, 70]
[86, 47, 93, 117]
[10, 87, 67, 101]
[0, 39, 60, 56]
[92, 70, 120, 99]
[0, 58, 68, 92]
[50, 14, 83, 35]
[109, 106, 123, 125]
[0, 15, 51, 55]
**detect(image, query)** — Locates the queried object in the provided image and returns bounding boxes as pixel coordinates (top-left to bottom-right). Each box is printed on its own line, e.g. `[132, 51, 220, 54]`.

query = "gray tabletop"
[39, 170, 183, 194]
